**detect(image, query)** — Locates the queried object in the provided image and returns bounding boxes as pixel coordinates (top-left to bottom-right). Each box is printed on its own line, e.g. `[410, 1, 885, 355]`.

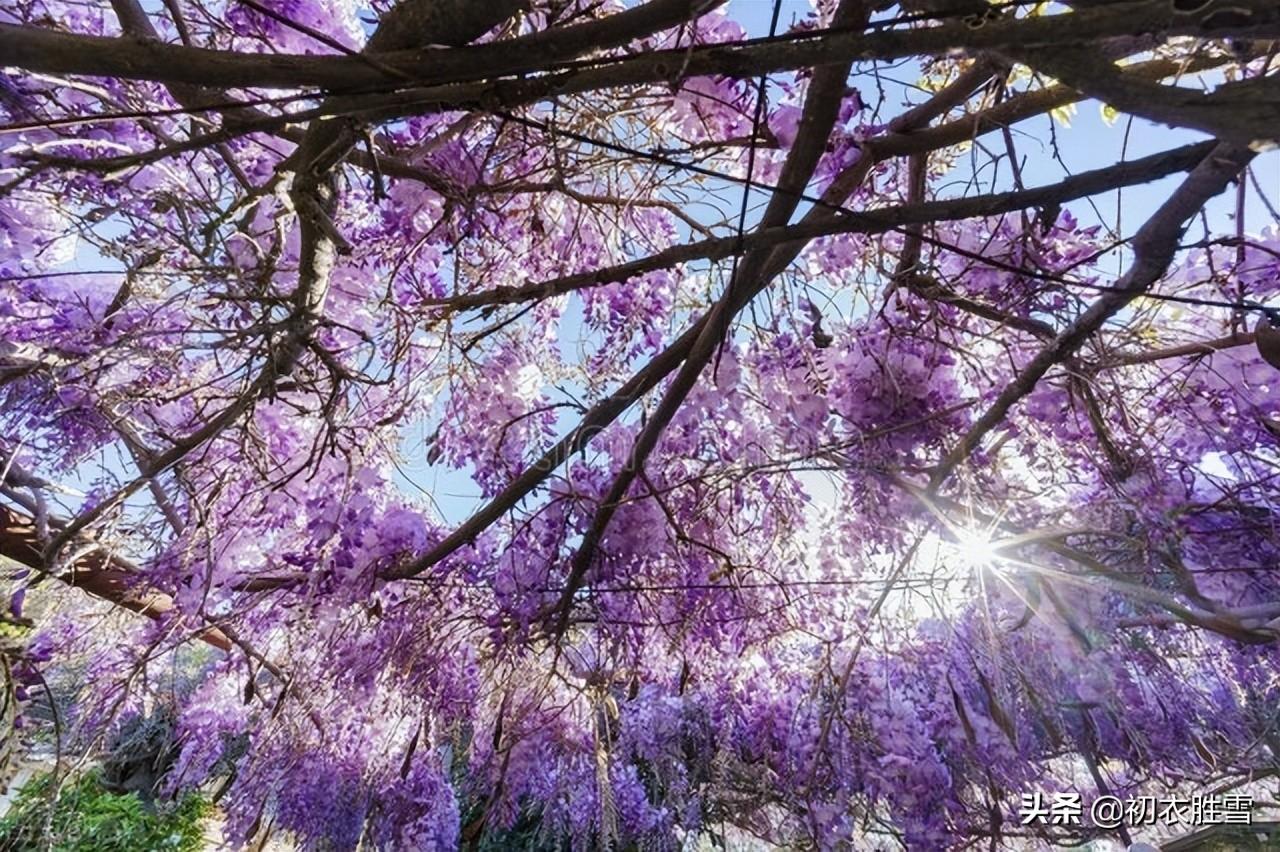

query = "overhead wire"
[493, 113, 1278, 318]
[6, 0, 1272, 320]
[0, 0, 1059, 135]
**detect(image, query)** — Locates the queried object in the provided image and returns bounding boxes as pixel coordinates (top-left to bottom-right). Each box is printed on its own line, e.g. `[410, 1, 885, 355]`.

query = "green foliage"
[0, 770, 208, 851]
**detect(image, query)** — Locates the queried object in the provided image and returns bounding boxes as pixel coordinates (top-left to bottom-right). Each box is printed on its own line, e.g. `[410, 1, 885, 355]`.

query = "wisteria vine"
[2, 0, 1280, 848]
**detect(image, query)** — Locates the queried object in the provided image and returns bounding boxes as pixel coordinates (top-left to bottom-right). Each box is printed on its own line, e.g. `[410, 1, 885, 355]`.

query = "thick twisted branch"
[1, 0, 1275, 93]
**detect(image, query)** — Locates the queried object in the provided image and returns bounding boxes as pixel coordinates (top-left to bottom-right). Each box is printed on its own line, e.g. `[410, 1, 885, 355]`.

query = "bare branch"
[0, 504, 231, 652]
[929, 142, 1257, 490]
[0, 0, 1274, 94]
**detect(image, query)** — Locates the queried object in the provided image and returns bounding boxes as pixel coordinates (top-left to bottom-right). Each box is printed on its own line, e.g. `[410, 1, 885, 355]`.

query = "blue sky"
[399, 0, 1279, 524]
[47, 0, 1280, 530]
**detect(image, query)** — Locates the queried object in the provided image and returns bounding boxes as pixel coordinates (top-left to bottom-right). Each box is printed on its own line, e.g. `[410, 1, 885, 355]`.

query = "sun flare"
[952, 530, 1002, 570]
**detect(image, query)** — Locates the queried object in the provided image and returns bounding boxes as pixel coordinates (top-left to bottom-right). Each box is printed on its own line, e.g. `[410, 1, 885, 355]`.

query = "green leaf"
[0, 770, 209, 852]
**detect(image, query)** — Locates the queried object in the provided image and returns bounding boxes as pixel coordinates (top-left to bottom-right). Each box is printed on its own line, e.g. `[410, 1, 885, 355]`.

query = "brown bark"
[929, 142, 1257, 490]
[0, 505, 231, 651]
[0, 0, 1274, 93]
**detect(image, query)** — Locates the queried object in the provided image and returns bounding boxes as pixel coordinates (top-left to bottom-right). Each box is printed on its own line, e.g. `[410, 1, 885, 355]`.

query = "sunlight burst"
[952, 530, 1002, 571]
